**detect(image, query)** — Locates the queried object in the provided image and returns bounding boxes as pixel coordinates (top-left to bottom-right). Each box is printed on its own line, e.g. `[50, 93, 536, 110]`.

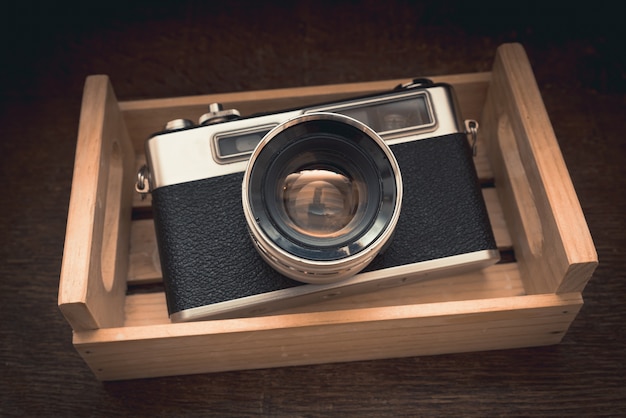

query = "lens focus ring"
[242, 112, 402, 284]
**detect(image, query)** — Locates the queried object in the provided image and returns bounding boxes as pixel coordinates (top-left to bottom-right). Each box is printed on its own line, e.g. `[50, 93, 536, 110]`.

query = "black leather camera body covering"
[152, 132, 497, 317]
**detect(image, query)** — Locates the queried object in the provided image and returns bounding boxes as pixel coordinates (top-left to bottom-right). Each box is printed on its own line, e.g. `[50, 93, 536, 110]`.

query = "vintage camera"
[138, 79, 499, 322]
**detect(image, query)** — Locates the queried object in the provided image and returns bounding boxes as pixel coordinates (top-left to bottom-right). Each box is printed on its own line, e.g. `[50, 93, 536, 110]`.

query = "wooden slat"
[127, 219, 161, 284]
[75, 293, 582, 380]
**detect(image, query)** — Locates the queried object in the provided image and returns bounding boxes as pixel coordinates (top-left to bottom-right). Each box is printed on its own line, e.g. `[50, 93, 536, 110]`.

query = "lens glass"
[281, 164, 365, 239]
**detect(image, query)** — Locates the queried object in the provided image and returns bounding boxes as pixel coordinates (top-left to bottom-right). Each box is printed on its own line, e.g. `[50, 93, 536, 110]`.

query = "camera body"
[142, 80, 499, 322]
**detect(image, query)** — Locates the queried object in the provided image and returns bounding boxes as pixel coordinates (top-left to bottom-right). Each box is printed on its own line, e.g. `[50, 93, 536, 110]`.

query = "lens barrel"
[242, 113, 402, 284]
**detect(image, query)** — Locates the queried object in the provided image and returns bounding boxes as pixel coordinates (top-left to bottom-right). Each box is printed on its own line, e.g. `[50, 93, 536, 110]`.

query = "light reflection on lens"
[282, 168, 362, 238]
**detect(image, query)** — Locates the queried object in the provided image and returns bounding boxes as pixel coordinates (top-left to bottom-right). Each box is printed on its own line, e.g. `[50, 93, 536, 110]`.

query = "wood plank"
[75, 293, 582, 380]
[127, 219, 162, 284]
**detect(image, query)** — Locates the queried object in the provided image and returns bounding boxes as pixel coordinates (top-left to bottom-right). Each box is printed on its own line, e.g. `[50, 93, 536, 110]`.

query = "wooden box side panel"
[481, 43, 598, 294]
[74, 293, 582, 380]
[58, 75, 136, 331]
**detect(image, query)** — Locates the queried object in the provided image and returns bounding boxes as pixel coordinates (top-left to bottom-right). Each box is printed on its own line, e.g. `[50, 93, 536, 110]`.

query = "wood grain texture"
[75, 293, 583, 380]
[1, 0, 624, 415]
[481, 44, 598, 295]
[58, 76, 135, 331]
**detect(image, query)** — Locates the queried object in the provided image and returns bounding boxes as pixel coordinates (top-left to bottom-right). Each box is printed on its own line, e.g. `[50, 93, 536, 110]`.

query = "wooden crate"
[58, 43, 597, 381]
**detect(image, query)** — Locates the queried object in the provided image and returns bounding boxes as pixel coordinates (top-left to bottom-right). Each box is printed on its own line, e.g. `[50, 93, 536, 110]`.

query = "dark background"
[1, 0, 624, 416]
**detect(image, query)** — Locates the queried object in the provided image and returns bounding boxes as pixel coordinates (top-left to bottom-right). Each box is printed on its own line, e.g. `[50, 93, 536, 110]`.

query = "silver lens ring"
[242, 112, 402, 284]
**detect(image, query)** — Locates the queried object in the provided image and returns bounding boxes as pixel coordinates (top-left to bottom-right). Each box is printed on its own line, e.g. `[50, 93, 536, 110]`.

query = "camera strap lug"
[135, 164, 151, 199]
[464, 119, 479, 156]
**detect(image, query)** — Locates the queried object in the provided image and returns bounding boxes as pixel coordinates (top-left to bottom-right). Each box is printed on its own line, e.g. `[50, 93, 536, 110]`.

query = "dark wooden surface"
[1, 1, 624, 416]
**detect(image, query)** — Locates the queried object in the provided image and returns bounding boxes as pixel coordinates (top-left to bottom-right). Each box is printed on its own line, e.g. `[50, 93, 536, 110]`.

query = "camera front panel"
[153, 132, 496, 319]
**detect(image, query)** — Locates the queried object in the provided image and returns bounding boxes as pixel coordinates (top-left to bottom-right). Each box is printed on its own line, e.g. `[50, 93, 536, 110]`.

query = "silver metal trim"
[164, 118, 195, 132]
[170, 248, 500, 322]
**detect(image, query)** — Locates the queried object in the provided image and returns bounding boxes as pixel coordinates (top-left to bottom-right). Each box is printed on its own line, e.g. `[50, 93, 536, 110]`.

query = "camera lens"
[242, 113, 402, 284]
[281, 165, 366, 239]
